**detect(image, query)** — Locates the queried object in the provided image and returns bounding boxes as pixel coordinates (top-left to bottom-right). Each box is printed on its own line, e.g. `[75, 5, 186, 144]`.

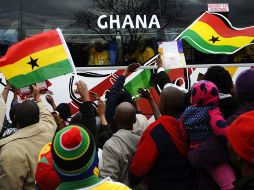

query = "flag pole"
[56, 28, 79, 82]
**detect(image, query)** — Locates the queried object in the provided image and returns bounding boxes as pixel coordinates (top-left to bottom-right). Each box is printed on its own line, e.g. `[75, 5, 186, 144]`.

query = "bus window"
[0, 0, 18, 57]
[1, 0, 254, 66]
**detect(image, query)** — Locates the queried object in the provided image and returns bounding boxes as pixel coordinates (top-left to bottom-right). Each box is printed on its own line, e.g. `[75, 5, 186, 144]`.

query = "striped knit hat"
[51, 125, 98, 181]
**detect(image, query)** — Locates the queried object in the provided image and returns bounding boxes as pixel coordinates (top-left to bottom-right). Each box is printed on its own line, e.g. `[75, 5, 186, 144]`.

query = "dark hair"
[204, 66, 233, 94]
[55, 103, 71, 121]
[160, 87, 185, 117]
[14, 100, 39, 128]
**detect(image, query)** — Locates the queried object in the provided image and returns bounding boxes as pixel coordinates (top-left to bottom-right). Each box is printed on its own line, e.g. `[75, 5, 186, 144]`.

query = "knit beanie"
[55, 103, 71, 121]
[35, 143, 61, 190]
[227, 110, 254, 164]
[51, 125, 98, 182]
[235, 68, 254, 101]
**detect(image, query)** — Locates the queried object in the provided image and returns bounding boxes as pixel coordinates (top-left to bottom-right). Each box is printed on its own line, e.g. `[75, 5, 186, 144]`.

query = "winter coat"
[0, 102, 57, 190]
[100, 129, 140, 186]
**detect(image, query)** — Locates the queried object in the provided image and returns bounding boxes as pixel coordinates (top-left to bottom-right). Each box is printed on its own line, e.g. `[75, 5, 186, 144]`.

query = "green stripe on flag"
[181, 29, 238, 54]
[124, 69, 151, 96]
[8, 59, 72, 88]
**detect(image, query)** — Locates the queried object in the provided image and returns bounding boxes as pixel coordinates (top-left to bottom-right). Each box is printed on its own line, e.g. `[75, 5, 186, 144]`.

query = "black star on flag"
[209, 36, 220, 44]
[27, 56, 39, 70]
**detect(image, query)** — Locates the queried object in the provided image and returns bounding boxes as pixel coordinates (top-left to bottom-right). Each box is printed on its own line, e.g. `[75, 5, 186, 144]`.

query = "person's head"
[52, 103, 71, 130]
[114, 102, 136, 130]
[51, 125, 98, 182]
[204, 66, 233, 94]
[105, 90, 134, 126]
[227, 110, 254, 176]
[191, 80, 219, 107]
[235, 68, 254, 104]
[159, 87, 185, 117]
[14, 100, 39, 129]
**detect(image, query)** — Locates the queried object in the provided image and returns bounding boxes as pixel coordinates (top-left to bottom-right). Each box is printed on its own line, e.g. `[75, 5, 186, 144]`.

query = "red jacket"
[129, 115, 197, 190]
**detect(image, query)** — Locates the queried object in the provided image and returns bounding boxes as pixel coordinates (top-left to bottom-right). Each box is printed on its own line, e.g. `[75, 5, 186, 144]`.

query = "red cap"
[227, 110, 254, 164]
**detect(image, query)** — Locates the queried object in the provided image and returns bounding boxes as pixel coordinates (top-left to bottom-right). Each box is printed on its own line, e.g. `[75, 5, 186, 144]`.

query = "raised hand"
[75, 80, 90, 102]
[32, 84, 41, 102]
[137, 88, 152, 100]
[123, 63, 140, 77]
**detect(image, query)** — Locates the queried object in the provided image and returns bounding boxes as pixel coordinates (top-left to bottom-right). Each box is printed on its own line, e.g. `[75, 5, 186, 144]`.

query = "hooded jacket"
[99, 129, 140, 186]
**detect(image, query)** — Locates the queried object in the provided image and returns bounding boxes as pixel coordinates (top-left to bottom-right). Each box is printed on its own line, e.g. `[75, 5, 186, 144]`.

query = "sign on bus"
[207, 3, 229, 12]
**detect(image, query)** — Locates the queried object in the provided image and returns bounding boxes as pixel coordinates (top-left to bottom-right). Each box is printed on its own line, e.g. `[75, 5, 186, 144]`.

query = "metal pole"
[185, 63, 254, 68]
[75, 63, 254, 72]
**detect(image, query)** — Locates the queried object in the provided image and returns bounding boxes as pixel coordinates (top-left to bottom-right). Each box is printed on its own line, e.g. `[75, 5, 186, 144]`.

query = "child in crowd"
[182, 80, 235, 190]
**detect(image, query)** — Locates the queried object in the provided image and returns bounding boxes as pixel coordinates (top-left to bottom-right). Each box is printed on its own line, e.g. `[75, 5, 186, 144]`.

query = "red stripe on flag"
[0, 30, 62, 67]
[199, 12, 254, 38]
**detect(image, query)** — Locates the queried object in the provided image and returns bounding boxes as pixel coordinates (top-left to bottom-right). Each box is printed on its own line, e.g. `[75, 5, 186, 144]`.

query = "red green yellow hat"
[51, 125, 98, 181]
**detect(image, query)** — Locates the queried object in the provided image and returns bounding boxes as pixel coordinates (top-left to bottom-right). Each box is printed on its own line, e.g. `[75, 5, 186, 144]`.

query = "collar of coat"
[0, 123, 43, 147]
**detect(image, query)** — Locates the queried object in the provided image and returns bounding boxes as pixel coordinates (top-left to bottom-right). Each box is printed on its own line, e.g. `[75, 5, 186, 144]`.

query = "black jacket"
[70, 101, 97, 138]
[219, 96, 240, 120]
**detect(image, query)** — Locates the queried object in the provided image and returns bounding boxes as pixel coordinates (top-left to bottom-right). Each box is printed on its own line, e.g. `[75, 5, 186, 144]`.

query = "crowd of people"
[0, 58, 254, 190]
[70, 40, 155, 67]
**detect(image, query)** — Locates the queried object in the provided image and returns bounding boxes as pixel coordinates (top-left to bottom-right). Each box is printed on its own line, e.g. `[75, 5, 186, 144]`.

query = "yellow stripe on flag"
[1, 45, 68, 80]
[190, 21, 253, 47]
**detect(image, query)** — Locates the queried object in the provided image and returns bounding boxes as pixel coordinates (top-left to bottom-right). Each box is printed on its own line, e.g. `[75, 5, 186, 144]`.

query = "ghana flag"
[176, 11, 254, 54]
[0, 29, 74, 88]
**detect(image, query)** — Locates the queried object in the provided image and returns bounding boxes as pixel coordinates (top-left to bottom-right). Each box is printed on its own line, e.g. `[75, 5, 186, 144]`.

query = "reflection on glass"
[0, 0, 254, 66]
[0, 30, 17, 57]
